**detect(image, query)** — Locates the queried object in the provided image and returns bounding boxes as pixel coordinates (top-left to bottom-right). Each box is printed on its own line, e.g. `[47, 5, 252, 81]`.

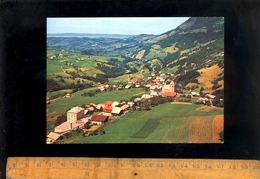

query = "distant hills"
[47, 33, 133, 38]
[47, 17, 224, 97]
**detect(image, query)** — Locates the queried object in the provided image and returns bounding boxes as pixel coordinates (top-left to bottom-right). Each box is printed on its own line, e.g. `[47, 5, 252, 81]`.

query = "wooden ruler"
[6, 157, 260, 179]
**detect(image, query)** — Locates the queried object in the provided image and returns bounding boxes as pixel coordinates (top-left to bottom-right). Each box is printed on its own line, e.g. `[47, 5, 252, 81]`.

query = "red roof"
[105, 101, 113, 105]
[103, 101, 113, 112]
[90, 115, 108, 122]
[103, 106, 113, 113]
[133, 78, 138, 82]
[163, 91, 175, 97]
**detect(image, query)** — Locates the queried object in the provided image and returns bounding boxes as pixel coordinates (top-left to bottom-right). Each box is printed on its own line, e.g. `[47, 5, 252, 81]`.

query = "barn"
[90, 114, 109, 125]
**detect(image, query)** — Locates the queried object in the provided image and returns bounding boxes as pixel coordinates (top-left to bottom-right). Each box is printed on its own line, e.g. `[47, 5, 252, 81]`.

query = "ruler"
[6, 157, 260, 179]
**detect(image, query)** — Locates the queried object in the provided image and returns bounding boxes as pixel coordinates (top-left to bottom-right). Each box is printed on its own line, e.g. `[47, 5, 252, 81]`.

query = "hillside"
[47, 17, 224, 98]
[135, 17, 224, 96]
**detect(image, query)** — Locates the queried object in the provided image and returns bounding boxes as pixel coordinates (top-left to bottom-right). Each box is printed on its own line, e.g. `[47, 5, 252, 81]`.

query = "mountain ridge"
[47, 17, 224, 97]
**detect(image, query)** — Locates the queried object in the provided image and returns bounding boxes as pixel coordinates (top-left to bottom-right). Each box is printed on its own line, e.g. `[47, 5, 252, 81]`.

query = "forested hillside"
[47, 17, 224, 98]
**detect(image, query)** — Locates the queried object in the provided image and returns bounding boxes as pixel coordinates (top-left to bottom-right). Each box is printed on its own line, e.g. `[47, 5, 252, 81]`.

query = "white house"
[111, 107, 122, 115]
[67, 106, 85, 123]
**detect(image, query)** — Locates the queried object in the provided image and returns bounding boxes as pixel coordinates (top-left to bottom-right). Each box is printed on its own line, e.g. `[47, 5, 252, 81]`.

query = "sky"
[47, 17, 189, 35]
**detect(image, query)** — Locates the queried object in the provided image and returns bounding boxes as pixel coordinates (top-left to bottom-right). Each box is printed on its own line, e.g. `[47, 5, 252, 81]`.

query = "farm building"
[127, 102, 135, 107]
[65, 93, 71, 98]
[90, 114, 109, 125]
[135, 84, 140, 88]
[141, 94, 152, 99]
[125, 85, 131, 89]
[103, 101, 113, 113]
[150, 91, 159, 97]
[150, 86, 157, 91]
[162, 81, 175, 97]
[96, 104, 105, 111]
[84, 110, 89, 115]
[111, 101, 119, 107]
[191, 92, 200, 97]
[47, 132, 61, 144]
[87, 107, 95, 112]
[111, 107, 122, 115]
[121, 104, 129, 111]
[54, 121, 85, 133]
[205, 94, 216, 99]
[134, 97, 141, 102]
[67, 106, 85, 123]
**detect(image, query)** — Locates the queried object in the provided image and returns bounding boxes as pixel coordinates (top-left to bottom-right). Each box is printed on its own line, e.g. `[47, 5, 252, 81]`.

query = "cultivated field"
[67, 102, 223, 143]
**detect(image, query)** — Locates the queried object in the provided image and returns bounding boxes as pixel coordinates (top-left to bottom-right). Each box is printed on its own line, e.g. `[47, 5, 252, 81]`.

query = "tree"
[141, 101, 152, 110]
[219, 131, 224, 142]
[55, 114, 67, 126]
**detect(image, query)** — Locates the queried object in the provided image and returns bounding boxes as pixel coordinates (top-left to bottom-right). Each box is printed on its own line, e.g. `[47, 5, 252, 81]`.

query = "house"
[98, 86, 105, 92]
[191, 92, 200, 97]
[162, 81, 175, 97]
[111, 107, 122, 115]
[205, 94, 216, 99]
[103, 101, 113, 113]
[149, 86, 156, 91]
[90, 114, 109, 125]
[134, 97, 141, 102]
[127, 102, 135, 107]
[96, 104, 105, 111]
[84, 109, 89, 115]
[47, 132, 61, 144]
[117, 85, 123, 90]
[197, 97, 209, 104]
[65, 93, 71, 98]
[67, 106, 85, 123]
[90, 103, 97, 108]
[132, 78, 138, 83]
[111, 101, 119, 107]
[150, 91, 158, 97]
[141, 94, 152, 99]
[121, 104, 129, 111]
[135, 84, 140, 88]
[87, 107, 95, 112]
[125, 84, 131, 89]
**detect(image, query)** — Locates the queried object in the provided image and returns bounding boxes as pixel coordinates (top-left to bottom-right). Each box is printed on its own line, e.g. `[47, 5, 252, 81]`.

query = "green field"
[67, 102, 223, 143]
[47, 48, 110, 78]
[131, 118, 162, 138]
[47, 88, 146, 119]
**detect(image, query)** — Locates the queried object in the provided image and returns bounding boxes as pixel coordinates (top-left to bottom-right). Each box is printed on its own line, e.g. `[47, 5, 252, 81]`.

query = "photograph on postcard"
[46, 17, 224, 144]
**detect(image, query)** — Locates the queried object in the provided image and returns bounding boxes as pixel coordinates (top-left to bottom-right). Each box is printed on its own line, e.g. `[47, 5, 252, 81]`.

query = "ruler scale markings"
[6, 158, 260, 179]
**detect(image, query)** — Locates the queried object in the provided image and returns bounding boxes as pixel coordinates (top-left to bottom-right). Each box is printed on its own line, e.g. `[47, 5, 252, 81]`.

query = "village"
[47, 71, 222, 144]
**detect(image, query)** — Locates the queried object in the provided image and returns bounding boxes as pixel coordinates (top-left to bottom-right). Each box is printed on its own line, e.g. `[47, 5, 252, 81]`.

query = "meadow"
[47, 88, 146, 119]
[68, 101, 223, 143]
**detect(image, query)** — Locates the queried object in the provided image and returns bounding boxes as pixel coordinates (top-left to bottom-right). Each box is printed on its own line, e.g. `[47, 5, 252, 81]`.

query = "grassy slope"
[46, 88, 146, 119]
[72, 102, 223, 143]
[197, 64, 223, 93]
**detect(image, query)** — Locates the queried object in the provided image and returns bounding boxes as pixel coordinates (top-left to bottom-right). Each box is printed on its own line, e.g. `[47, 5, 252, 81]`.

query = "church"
[162, 81, 175, 97]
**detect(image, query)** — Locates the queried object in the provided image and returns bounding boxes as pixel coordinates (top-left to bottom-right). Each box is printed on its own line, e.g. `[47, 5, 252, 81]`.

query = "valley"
[46, 17, 224, 144]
